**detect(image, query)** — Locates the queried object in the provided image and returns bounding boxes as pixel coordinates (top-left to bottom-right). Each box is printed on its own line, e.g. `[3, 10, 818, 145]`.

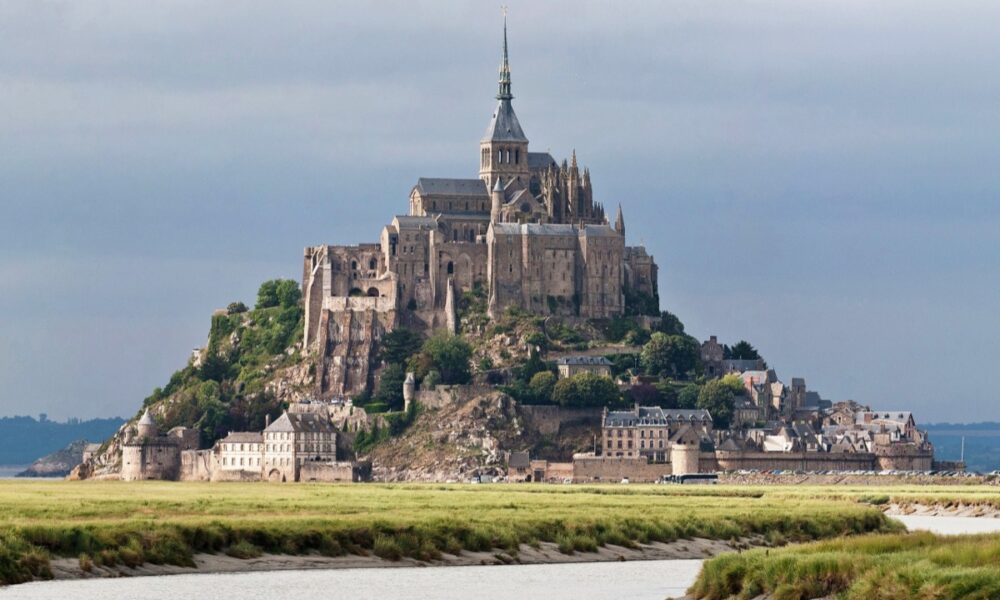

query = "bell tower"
[479, 12, 529, 190]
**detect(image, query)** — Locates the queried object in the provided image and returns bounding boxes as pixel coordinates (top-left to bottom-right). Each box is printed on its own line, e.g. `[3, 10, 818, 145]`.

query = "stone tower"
[479, 14, 529, 190]
[137, 408, 157, 440]
[490, 177, 504, 223]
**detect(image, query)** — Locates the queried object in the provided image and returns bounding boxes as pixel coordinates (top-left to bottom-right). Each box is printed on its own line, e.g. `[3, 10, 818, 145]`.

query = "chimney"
[265, 414, 271, 428]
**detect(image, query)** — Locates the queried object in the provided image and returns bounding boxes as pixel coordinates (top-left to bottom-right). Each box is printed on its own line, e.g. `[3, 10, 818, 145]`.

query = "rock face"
[18, 440, 90, 478]
[369, 391, 524, 482]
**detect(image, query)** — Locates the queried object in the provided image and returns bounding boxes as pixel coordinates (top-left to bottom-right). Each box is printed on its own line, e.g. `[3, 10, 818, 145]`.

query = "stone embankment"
[719, 472, 994, 487]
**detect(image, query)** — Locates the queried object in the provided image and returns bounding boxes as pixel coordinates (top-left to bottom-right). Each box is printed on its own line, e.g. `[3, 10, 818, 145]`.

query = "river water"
[2, 559, 703, 600]
[5, 516, 997, 600]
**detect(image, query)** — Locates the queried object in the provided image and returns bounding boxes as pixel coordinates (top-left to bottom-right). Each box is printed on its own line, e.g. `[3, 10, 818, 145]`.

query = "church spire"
[615, 203, 625, 235]
[497, 9, 512, 100]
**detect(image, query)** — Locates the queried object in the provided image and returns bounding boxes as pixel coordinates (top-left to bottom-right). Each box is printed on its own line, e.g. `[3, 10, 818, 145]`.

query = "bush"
[227, 302, 248, 315]
[552, 372, 620, 407]
[529, 372, 557, 403]
[408, 333, 472, 385]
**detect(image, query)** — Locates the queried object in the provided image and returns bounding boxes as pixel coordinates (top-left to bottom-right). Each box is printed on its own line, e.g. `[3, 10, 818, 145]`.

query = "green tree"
[516, 348, 549, 382]
[256, 279, 300, 310]
[379, 327, 424, 366]
[654, 310, 686, 336]
[374, 363, 407, 411]
[410, 333, 472, 385]
[275, 279, 302, 308]
[640, 333, 700, 378]
[552, 372, 620, 407]
[697, 377, 743, 429]
[256, 280, 280, 309]
[727, 340, 761, 360]
[677, 383, 701, 409]
[227, 302, 248, 315]
[528, 371, 557, 403]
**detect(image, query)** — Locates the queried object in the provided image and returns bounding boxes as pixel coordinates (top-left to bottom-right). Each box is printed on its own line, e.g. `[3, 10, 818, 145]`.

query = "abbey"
[302, 20, 658, 399]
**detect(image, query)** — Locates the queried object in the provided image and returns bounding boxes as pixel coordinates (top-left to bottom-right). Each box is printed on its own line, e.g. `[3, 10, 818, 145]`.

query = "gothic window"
[369, 258, 376, 270]
[515, 149, 519, 163]
[447, 261, 454, 275]
[351, 261, 357, 270]
[453, 230, 458, 242]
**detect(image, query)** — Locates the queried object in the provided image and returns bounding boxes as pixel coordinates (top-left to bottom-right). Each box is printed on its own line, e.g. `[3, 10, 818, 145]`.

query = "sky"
[1, 1, 998, 423]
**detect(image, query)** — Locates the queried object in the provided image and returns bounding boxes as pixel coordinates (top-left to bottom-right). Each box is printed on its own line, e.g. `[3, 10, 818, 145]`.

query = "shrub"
[225, 540, 262, 559]
[227, 302, 248, 315]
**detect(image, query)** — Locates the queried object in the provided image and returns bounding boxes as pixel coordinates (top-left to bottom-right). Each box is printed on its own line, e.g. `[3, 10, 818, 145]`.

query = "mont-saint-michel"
[4, 5, 1000, 600]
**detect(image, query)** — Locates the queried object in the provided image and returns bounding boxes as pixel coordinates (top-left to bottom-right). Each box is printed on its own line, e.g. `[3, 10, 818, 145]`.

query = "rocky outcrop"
[17, 440, 90, 478]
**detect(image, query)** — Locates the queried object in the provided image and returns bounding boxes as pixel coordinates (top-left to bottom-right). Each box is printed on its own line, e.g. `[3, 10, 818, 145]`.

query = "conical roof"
[483, 100, 527, 143]
[138, 409, 155, 426]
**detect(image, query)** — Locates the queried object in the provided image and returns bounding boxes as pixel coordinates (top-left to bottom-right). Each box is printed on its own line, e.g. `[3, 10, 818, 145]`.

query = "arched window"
[366, 287, 379, 297]
[447, 261, 454, 275]
[369, 258, 376, 270]
[515, 149, 519, 163]
[351, 260, 357, 270]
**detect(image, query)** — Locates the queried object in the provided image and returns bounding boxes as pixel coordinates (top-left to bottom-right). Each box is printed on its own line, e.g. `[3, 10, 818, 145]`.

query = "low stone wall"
[299, 461, 362, 482]
[714, 450, 875, 472]
[212, 468, 262, 482]
[572, 455, 673, 483]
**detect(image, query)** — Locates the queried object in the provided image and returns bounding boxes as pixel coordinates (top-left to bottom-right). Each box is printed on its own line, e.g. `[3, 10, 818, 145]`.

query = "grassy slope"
[690, 531, 1000, 600]
[0, 482, 899, 585]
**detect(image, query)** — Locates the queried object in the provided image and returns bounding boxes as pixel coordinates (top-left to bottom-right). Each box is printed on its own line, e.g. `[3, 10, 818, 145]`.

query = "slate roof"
[556, 356, 612, 366]
[604, 407, 712, 427]
[527, 152, 557, 170]
[220, 431, 263, 444]
[265, 412, 337, 434]
[414, 178, 488, 197]
[482, 99, 527, 142]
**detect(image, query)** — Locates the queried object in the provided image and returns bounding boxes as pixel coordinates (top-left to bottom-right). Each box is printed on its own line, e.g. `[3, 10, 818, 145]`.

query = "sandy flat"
[47, 537, 755, 582]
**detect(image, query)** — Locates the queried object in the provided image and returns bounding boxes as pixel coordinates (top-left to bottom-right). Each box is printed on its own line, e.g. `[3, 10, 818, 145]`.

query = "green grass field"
[0, 480, 905, 586]
[691, 531, 1000, 600]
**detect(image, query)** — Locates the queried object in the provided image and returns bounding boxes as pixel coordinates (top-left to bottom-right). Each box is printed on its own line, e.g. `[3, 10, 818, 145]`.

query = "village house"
[555, 356, 612, 379]
[263, 412, 338, 483]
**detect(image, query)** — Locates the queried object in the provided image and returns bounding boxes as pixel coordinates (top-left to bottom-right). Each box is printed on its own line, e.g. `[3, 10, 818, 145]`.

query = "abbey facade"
[302, 22, 658, 399]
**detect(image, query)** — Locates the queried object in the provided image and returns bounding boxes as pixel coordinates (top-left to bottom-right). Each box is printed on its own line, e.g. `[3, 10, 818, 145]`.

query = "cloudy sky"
[1, 1, 997, 422]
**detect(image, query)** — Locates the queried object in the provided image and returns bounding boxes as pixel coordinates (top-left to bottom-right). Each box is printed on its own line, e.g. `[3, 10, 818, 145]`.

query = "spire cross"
[497, 8, 512, 100]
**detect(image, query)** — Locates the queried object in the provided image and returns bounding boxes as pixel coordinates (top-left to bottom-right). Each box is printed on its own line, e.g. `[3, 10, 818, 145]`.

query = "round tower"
[137, 408, 157, 440]
[491, 177, 504, 223]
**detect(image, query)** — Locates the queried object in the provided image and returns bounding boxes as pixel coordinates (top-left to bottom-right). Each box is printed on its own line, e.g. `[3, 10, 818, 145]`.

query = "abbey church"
[302, 20, 659, 399]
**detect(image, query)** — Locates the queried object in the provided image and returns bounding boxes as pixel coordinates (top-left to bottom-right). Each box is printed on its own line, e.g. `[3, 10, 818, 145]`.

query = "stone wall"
[572, 455, 673, 483]
[179, 449, 214, 481]
[299, 461, 361, 482]
[714, 450, 875, 472]
[874, 444, 934, 471]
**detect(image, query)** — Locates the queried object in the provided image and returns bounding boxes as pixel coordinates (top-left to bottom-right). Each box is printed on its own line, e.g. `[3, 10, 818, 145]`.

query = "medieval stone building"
[302, 19, 659, 399]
